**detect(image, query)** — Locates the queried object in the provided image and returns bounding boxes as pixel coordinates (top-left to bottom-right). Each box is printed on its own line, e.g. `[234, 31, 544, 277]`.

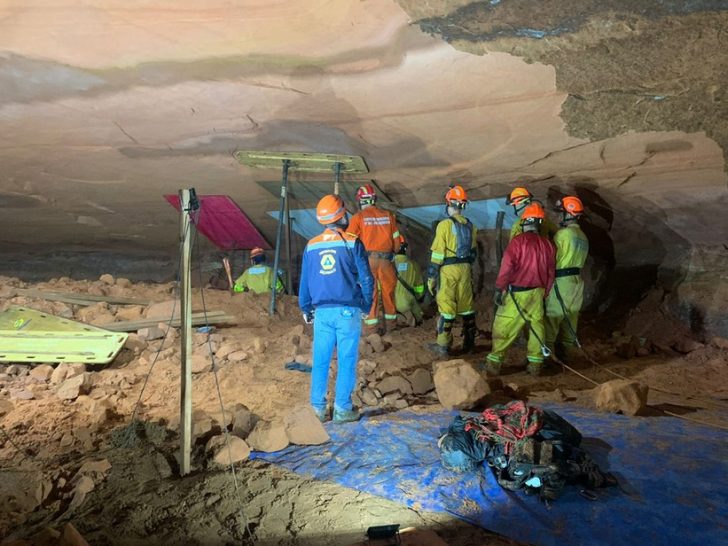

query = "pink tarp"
[164, 194, 270, 251]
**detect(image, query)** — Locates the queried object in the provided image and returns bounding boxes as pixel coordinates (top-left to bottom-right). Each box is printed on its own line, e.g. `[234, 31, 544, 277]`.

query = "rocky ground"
[1, 275, 727, 545]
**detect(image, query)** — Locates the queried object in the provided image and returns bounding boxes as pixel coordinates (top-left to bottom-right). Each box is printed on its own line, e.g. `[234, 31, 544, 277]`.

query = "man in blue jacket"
[299, 194, 374, 423]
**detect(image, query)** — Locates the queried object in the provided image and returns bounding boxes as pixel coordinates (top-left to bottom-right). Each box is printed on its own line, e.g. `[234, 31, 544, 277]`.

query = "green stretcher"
[0, 306, 128, 364]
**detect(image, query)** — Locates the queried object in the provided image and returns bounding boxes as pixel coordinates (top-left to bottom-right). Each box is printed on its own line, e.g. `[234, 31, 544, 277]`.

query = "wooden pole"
[179, 189, 193, 476]
[333, 161, 343, 195]
[270, 160, 290, 315]
[284, 176, 293, 295]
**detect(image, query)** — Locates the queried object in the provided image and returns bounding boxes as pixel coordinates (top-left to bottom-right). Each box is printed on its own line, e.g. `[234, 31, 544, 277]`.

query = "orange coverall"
[347, 206, 402, 332]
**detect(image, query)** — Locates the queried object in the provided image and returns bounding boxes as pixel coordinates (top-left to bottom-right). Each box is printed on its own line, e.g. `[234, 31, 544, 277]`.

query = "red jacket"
[495, 232, 556, 295]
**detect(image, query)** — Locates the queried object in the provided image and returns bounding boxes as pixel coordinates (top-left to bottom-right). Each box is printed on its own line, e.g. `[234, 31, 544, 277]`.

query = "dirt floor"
[1, 275, 727, 544]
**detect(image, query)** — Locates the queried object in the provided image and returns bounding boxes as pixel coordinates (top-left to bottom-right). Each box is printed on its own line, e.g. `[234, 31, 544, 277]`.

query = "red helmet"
[356, 184, 376, 203]
[445, 185, 468, 208]
[521, 202, 545, 222]
[506, 187, 533, 206]
[556, 196, 584, 216]
[250, 247, 265, 259]
[316, 194, 346, 225]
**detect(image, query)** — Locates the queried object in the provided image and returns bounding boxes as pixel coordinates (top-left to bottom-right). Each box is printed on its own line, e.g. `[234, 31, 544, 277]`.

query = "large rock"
[206, 434, 251, 466]
[145, 300, 181, 320]
[432, 359, 490, 410]
[191, 347, 213, 374]
[246, 420, 289, 452]
[594, 379, 649, 416]
[56, 373, 90, 400]
[283, 405, 330, 445]
[366, 333, 386, 353]
[50, 362, 86, 385]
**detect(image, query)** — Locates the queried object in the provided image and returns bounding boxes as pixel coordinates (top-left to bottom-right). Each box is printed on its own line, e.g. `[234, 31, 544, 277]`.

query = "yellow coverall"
[544, 223, 589, 350]
[233, 265, 284, 295]
[393, 254, 424, 322]
[429, 214, 477, 348]
[510, 215, 558, 241]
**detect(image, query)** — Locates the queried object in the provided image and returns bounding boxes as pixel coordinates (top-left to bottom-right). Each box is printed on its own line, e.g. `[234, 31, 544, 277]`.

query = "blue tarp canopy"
[269, 198, 518, 240]
[252, 405, 728, 546]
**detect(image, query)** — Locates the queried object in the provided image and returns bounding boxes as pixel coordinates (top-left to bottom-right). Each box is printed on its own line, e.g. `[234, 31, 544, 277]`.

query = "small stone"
[231, 404, 255, 438]
[672, 339, 705, 354]
[137, 326, 165, 341]
[10, 389, 34, 400]
[191, 348, 213, 374]
[29, 365, 54, 382]
[115, 305, 144, 322]
[67, 476, 95, 512]
[246, 420, 289, 453]
[124, 333, 148, 353]
[207, 435, 251, 466]
[407, 368, 434, 395]
[59, 433, 74, 447]
[116, 277, 132, 287]
[192, 410, 215, 439]
[283, 405, 330, 445]
[433, 359, 491, 410]
[251, 337, 267, 354]
[594, 379, 649, 416]
[75, 458, 111, 482]
[6, 364, 29, 377]
[394, 398, 409, 410]
[711, 336, 728, 350]
[99, 274, 115, 285]
[383, 393, 402, 407]
[366, 333, 386, 353]
[376, 375, 413, 395]
[360, 388, 378, 406]
[227, 351, 248, 362]
[215, 343, 240, 360]
[359, 359, 376, 375]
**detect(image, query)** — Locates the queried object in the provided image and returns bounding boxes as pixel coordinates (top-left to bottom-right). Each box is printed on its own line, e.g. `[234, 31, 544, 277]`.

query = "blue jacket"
[298, 228, 374, 313]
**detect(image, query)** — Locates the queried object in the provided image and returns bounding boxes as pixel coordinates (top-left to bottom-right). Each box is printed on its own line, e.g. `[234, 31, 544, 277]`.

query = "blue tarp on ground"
[252, 405, 728, 546]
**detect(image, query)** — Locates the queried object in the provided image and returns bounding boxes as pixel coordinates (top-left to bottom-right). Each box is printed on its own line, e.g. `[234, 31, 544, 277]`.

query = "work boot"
[332, 407, 360, 424]
[462, 315, 477, 353]
[427, 343, 449, 358]
[485, 361, 502, 376]
[526, 362, 543, 376]
[313, 406, 329, 423]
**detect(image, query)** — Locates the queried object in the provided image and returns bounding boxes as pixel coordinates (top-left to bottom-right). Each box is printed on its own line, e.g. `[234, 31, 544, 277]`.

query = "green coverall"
[393, 254, 424, 322]
[544, 223, 589, 350]
[487, 287, 547, 366]
[510, 215, 558, 241]
[430, 214, 477, 348]
[233, 265, 284, 295]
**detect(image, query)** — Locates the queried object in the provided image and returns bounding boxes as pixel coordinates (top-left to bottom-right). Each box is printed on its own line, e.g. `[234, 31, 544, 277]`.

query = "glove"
[493, 289, 504, 307]
[302, 310, 314, 324]
[427, 277, 437, 296]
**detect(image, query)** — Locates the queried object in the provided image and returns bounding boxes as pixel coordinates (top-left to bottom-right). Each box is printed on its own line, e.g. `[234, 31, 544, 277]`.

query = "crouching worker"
[233, 247, 284, 295]
[393, 240, 425, 326]
[298, 195, 374, 423]
[485, 204, 555, 376]
[545, 196, 589, 361]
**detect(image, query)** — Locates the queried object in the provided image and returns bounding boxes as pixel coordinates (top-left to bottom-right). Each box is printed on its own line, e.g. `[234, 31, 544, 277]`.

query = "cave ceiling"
[0, 0, 726, 261]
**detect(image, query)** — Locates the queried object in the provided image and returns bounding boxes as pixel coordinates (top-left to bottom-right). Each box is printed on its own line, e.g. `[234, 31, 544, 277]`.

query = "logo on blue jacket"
[320, 251, 337, 274]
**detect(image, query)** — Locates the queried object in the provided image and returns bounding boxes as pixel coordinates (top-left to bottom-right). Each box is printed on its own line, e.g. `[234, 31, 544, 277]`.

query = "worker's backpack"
[449, 218, 475, 263]
[438, 402, 614, 502]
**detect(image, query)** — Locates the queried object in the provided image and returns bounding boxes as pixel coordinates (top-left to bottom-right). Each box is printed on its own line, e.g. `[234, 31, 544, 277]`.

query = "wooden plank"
[102, 311, 233, 332]
[14, 288, 152, 306]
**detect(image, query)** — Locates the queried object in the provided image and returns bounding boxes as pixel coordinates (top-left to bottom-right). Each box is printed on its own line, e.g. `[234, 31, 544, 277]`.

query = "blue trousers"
[310, 306, 362, 412]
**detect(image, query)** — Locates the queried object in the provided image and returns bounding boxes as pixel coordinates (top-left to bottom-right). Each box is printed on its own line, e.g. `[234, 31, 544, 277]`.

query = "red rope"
[464, 401, 544, 454]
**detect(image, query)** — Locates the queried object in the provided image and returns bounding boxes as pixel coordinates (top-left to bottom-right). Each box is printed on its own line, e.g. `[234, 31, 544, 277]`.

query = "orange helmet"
[356, 184, 376, 203]
[521, 202, 545, 222]
[250, 247, 265, 259]
[556, 196, 584, 216]
[316, 194, 347, 225]
[445, 185, 468, 208]
[506, 187, 533, 206]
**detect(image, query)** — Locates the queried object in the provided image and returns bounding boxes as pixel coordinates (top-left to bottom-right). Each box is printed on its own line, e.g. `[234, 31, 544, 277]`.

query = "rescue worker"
[507, 187, 558, 240]
[347, 183, 402, 334]
[393, 240, 425, 326]
[544, 196, 589, 359]
[298, 195, 374, 423]
[426, 185, 477, 357]
[233, 247, 284, 295]
[486, 203, 556, 376]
